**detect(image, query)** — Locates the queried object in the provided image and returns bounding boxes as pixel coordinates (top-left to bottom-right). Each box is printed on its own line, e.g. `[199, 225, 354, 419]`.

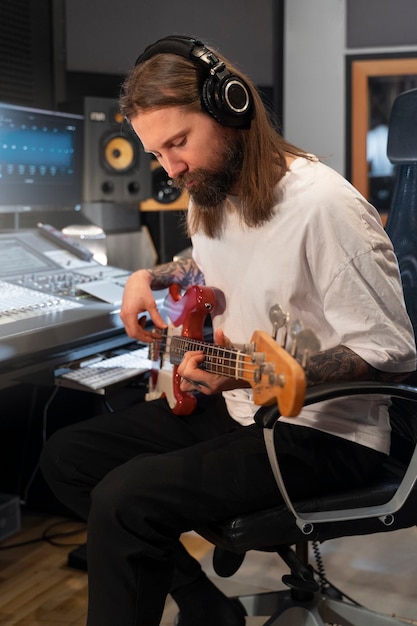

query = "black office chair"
[193, 88, 417, 625]
[198, 381, 417, 626]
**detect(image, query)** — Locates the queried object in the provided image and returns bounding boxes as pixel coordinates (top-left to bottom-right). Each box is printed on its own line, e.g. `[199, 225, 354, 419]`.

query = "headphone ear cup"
[135, 35, 253, 128]
[201, 74, 252, 128]
[201, 77, 223, 124]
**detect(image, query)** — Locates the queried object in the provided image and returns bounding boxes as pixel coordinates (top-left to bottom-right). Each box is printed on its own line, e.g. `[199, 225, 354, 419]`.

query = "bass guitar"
[147, 284, 318, 418]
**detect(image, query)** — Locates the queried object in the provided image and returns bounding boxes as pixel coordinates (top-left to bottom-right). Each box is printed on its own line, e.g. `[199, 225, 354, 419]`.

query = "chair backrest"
[264, 89, 417, 535]
[383, 88, 417, 461]
[385, 87, 417, 337]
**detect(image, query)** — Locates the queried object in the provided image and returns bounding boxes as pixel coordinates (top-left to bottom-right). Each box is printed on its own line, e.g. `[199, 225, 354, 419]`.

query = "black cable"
[311, 566, 363, 607]
[103, 397, 115, 413]
[42, 385, 60, 443]
[311, 540, 362, 607]
[42, 518, 87, 547]
[312, 539, 327, 592]
[0, 518, 86, 551]
[20, 385, 60, 506]
[15, 384, 40, 498]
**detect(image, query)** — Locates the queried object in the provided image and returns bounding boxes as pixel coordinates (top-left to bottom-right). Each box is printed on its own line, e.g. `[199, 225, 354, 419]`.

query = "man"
[40, 36, 416, 626]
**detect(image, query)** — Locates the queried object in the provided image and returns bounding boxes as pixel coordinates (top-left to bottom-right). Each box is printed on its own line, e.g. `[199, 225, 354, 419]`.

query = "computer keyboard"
[55, 346, 153, 394]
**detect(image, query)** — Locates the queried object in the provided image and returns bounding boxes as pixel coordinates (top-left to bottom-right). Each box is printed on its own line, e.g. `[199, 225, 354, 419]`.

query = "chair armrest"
[263, 381, 417, 535]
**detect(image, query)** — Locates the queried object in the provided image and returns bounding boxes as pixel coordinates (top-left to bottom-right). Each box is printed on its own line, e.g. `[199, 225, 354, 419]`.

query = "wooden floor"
[0, 512, 89, 625]
[0, 510, 214, 626]
[1, 509, 416, 625]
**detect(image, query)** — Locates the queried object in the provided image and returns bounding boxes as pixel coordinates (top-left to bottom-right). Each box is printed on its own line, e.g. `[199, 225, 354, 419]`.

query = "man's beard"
[172, 135, 243, 212]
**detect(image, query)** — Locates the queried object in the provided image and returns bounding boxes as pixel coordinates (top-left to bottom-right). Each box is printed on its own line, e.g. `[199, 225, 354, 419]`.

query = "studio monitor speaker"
[82, 97, 152, 204]
[140, 159, 189, 210]
[139, 160, 191, 263]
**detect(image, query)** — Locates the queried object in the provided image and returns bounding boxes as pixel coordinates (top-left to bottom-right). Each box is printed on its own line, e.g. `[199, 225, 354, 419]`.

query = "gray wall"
[284, 0, 346, 173]
[65, 0, 274, 85]
[284, 0, 417, 174]
[65, 0, 417, 177]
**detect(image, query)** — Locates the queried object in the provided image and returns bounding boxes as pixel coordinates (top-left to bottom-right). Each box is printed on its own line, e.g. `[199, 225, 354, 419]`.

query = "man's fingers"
[214, 328, 232, 348]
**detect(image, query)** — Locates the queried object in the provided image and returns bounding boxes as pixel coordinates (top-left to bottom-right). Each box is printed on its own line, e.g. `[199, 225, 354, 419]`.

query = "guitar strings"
[149, 335, 261, 378]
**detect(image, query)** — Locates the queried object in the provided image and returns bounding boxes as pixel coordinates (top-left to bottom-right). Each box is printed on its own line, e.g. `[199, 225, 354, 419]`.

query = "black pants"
[40, 393, 385, 626]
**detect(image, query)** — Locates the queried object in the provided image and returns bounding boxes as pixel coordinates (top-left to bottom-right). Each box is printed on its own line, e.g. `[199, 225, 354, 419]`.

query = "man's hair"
[120, 48, 310, 237]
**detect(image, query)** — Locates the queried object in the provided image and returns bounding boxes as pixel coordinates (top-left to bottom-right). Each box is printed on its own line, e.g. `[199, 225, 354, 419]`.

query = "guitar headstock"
[244, 308, 320, 416]
[245, 330, 307, 417]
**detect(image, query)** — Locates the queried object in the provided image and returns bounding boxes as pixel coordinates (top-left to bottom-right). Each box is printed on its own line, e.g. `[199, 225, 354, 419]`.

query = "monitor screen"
[0, 235, 57, 277]
[0, 102, 84, 212]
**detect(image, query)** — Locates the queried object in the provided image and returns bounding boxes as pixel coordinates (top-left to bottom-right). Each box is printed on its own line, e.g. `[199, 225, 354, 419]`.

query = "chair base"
[234, 589, 408, 625]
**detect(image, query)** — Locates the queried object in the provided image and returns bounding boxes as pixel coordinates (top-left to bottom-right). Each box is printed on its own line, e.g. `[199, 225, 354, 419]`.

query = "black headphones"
[135, 35, 254, 129]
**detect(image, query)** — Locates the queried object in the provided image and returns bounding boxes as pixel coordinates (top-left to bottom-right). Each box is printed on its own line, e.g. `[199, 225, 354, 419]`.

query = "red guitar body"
[149, 285, 306, 418]
[165, 284, 222, 415]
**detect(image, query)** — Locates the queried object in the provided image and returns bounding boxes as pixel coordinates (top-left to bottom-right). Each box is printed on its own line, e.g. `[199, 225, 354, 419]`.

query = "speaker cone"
[103, 135, 136, 172]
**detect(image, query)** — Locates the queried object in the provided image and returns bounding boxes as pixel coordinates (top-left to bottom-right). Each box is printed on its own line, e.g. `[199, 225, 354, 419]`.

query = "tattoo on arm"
[305, 344, 409, 387]
[147, 257, 204, 290]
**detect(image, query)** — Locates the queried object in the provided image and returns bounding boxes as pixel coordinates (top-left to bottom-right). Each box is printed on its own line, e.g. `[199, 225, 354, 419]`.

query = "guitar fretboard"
[169, 336, 246, 378]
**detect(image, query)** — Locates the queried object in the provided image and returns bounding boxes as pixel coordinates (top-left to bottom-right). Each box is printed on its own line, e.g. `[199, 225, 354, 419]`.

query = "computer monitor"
[0, 102, 84, 213]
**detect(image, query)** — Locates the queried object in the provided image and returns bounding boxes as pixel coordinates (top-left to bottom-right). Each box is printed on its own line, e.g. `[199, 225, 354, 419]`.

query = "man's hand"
[120, 269, 167, 342]
[120, 258, 205, 343]
[177, 328, 250, 395]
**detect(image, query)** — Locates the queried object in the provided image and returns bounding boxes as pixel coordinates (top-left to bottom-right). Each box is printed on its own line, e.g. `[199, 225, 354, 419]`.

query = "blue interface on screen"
[0, 102, 83, 209]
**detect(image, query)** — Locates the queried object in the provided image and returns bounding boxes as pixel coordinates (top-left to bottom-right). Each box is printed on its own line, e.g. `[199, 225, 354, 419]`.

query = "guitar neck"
[150, 284, 308, 417]
[169, 335, 251, 379]
[155, 326, 306, 417]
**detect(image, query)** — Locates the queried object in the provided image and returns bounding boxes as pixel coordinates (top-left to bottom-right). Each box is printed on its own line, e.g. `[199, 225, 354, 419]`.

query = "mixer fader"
[9, 264, 129, 300]
[0, 280, 82, 325]
[0, 228, 135, 372]
[0, 227, 132, 304]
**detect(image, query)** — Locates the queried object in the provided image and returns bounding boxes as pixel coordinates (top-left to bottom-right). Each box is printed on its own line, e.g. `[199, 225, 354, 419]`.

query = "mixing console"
[8, 264, 129, 299]
[0, 280, 82, 325]
[0, 229, 134, 376]
[0, 228, 167, 388]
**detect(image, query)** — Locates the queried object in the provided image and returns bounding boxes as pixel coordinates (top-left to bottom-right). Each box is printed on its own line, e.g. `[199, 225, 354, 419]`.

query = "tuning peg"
[293, 328, 321, 368]
[290, 319, 303, 337]
[289, 319, 303, 358]
[269, 304, 289, 342]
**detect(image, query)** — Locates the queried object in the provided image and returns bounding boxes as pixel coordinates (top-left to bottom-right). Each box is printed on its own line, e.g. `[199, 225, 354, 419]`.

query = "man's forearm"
[305, 344, 409, 386]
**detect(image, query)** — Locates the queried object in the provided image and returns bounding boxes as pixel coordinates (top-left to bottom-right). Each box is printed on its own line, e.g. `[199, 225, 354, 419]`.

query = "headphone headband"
[135, 35, 253, 129]
[136, 36, 206, 66]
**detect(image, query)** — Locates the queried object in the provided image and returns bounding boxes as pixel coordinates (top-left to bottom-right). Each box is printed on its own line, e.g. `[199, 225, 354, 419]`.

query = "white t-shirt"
[191, 157, 416, 454]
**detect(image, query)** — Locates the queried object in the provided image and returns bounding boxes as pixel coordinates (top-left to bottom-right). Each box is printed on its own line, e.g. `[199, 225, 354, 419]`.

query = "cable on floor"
[0, 518, 86, 551]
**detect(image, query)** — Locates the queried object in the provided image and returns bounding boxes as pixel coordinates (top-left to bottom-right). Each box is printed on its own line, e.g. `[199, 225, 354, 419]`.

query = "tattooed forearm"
[305, 345, 409, 387]
[146, 257, 205, 290]
[368, 366, 410, 383]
